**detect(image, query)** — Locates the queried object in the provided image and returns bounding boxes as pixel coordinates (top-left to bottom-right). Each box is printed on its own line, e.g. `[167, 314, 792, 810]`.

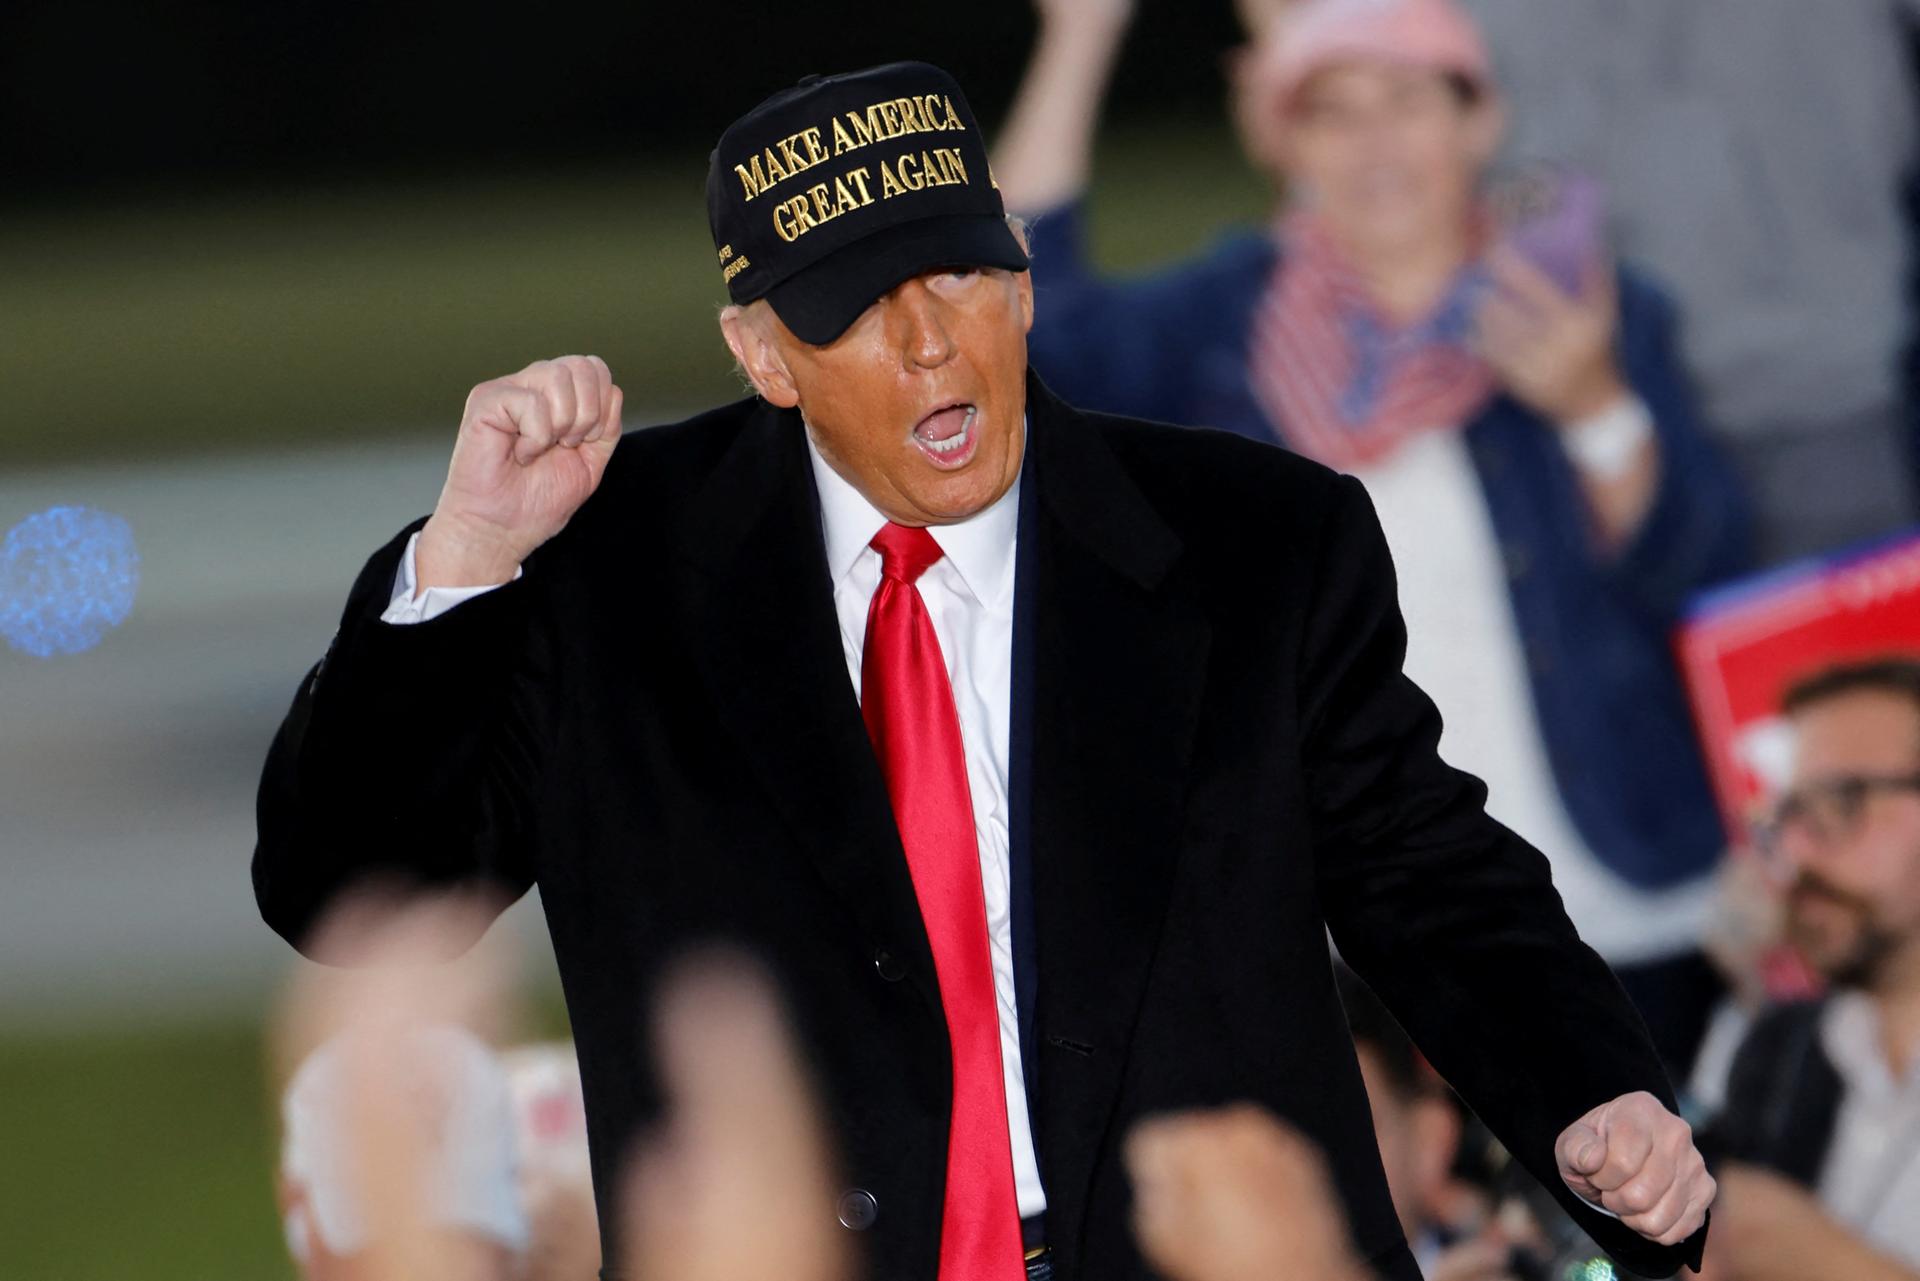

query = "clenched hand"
[1555, 1090, 1715, 1246]
[415, 355, 623, 591]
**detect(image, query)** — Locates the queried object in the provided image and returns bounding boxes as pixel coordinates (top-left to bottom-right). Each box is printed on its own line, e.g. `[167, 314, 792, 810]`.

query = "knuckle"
[467, 377, 509, 408]
[1616, 1184, 1657, 1214]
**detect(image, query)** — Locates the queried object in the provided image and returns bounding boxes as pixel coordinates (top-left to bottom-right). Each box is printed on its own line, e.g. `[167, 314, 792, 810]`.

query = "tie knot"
[870, 522, 944, 584]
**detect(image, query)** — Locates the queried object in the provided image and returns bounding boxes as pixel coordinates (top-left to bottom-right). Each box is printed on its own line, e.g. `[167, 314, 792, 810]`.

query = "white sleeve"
[380, 531, 522, 625]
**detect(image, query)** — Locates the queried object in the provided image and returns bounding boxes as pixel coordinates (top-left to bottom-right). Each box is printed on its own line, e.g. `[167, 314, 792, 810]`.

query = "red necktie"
[860, 522, 1025, 1281]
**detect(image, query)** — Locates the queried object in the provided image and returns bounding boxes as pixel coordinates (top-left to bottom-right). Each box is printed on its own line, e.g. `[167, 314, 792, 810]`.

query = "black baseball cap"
[705, 61, 1029, 346]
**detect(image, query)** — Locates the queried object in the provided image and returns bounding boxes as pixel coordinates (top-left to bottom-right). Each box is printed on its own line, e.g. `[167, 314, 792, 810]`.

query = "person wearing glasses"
[1701, 657, 1920, 1280]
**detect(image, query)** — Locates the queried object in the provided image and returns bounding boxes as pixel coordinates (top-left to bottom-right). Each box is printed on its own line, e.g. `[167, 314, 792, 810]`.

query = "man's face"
[739, 263, 1033, 527]
[1774, 690, 1920, 987]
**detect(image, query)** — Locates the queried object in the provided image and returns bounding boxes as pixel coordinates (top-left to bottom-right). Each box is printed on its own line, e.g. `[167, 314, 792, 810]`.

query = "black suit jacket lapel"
[1017, 374, 1212, 1251]
[675, 400, 941, 1018]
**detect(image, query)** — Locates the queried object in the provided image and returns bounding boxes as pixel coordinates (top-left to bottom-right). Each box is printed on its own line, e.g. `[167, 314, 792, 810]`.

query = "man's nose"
[1771, 817, 1824, 881]
[891, 279, 956, 370]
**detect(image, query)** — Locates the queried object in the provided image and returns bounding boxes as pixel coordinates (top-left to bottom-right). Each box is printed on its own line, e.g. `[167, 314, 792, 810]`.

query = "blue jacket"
[1025, 201, 1752, 891]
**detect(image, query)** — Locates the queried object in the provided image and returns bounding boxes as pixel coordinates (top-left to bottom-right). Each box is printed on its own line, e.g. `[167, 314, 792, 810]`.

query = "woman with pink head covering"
[995, 0, 1749, 1206]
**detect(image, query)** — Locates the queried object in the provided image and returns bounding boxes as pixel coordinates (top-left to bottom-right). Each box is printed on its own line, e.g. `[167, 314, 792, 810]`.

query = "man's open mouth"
[911, 403, 979, 469]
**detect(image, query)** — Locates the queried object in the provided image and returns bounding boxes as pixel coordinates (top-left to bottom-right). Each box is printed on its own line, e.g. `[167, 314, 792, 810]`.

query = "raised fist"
[415, 355, 623, 590]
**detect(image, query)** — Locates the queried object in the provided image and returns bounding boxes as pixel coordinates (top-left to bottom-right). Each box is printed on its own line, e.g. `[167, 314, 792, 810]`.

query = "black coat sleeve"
[1303, 475, 1707, 1277]
[252, 520, 545, 956]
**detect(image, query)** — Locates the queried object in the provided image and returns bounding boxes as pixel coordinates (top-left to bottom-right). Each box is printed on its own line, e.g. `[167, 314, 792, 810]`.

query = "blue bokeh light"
[0, 505, 141, 657]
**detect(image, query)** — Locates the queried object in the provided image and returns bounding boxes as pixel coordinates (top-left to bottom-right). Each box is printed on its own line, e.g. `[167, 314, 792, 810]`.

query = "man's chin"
[899, 463, 1012, 524]
[1793, 924, 1892, 989]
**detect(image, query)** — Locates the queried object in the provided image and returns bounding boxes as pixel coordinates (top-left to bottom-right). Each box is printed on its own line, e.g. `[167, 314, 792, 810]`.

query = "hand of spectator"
[1700, 1163, 1920, 1281]
[1701, 853, 1786, 1004]
[1126, 1103, 1372, 1281]
[1699, 1164, 1822, 1281]
[1473, 249, 1628, 427]
[994, 0, 1133, 215]
[1429, 1235, 1525, 1281]
[1554, 1090, 1715, 1245]
[620, 953, 851, 1281]
[1032, 0, 1135, 38]
[272, 890, 523, 1281]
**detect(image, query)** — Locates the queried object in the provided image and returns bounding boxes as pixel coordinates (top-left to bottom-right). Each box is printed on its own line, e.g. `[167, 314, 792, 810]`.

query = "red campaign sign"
[1678, 529, 1920, 842]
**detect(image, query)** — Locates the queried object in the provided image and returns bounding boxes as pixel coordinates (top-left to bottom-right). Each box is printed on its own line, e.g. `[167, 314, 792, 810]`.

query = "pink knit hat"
[1263, 0, 1493, 110]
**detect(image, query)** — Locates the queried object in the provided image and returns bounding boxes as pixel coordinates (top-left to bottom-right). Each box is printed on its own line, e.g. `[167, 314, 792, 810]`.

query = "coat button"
[873, 948, 905, 982]
[837, 1188, 879, 1230]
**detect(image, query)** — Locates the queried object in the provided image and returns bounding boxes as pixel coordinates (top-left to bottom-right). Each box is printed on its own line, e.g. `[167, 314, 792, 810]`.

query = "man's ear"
[718, 304, 801, 409]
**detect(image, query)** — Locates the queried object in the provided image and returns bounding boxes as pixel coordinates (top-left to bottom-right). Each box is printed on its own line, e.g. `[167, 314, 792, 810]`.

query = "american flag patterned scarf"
[1250, 211, 1496, 471]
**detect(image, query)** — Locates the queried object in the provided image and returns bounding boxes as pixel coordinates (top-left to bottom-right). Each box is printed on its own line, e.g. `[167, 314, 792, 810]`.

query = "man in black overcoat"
[254, 61, 1715, 1281]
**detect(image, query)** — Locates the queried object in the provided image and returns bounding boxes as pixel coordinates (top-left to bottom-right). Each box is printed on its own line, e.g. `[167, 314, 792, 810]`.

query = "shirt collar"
[1821, 990, 1920, 1097]
[804, 418, 1023, 606]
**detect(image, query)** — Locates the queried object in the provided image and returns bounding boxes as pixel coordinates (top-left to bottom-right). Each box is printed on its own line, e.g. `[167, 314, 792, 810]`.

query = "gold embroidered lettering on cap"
[934, 147, 967, 185]
[706, 63, 1027, 337]
[831, 174, 868, 216]
[772, 191, 821, 242]
[878, 157, 906, 199]
[736, 126, 838, 202]
[734, 156, 773, 201]
[771, 200, 797, 241]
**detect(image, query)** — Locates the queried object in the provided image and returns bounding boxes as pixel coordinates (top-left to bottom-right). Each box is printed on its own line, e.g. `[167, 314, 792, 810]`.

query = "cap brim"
[763, 214, 1030, 346]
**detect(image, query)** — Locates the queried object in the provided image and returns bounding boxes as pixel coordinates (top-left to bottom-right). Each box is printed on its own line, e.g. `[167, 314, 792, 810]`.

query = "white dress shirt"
[1355, 429, 1714, 964]
[1815, 992, 1920, 1266]
[380, 431, 1048, 1218]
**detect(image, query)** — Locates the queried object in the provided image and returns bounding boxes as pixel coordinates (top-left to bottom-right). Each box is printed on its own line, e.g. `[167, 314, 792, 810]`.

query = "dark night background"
[1, 1, 1246, 198]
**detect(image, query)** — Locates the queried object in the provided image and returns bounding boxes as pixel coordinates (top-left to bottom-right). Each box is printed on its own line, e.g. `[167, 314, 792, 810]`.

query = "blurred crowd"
[263, 0, 1920, 1277]
[994, 0, 1920, 1275]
